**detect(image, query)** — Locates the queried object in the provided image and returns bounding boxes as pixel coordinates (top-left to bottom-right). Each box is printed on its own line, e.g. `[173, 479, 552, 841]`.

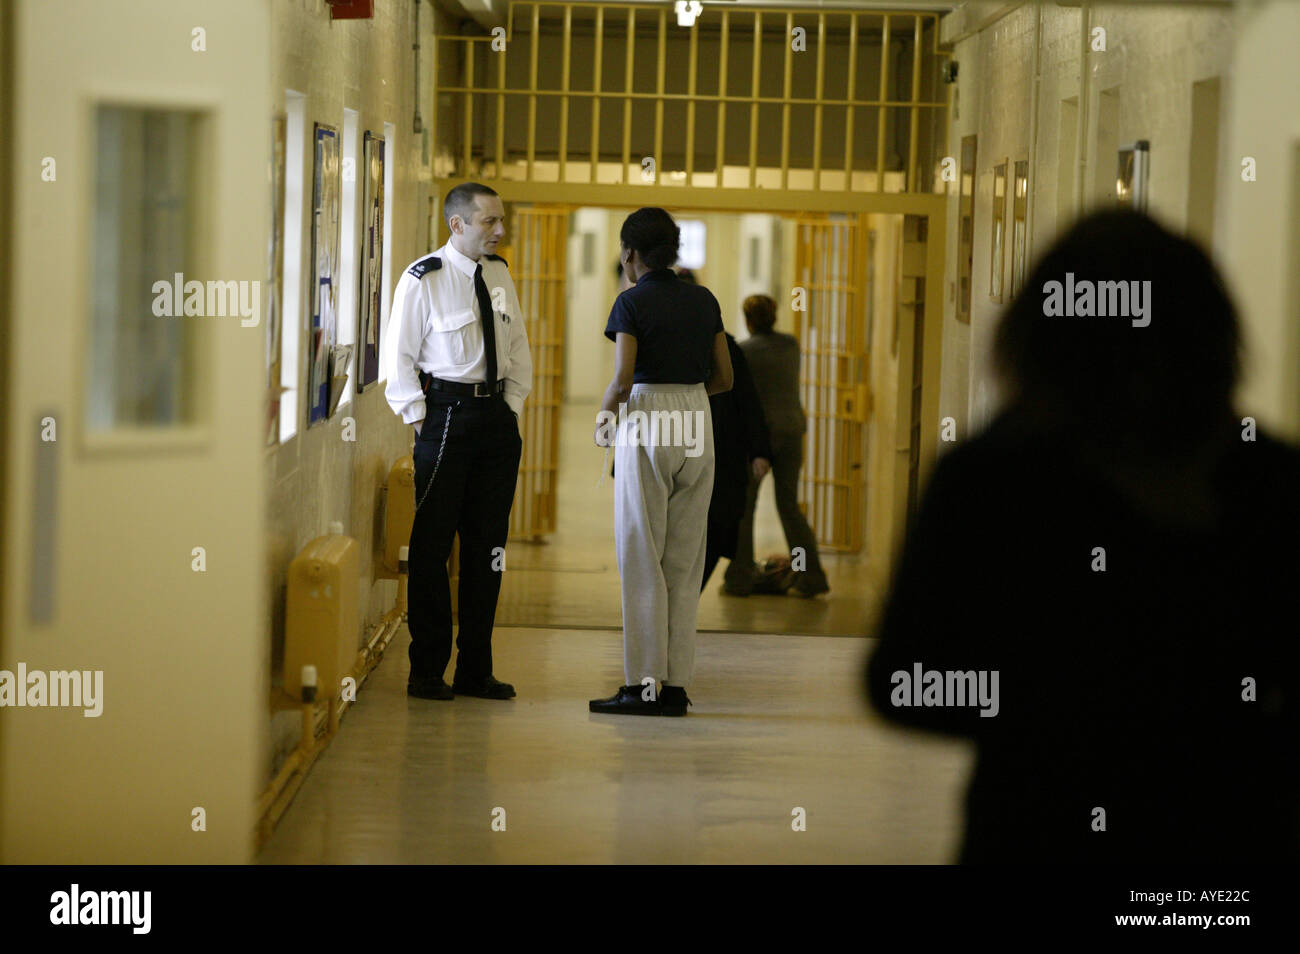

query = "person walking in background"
[383, 182, 532, 703]
[723, 295, 830, 598]
[864, 210, 1300, 863]
[590, 208, 733, 717]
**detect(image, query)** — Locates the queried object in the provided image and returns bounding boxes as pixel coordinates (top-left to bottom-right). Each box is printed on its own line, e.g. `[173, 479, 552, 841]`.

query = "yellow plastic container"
[385, 456, 415, 573]
[284, 529, 360, 701]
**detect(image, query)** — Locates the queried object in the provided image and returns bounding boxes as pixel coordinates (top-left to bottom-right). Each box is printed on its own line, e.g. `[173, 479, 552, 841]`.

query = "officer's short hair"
[444, 182, 499, 227]
[743, 294, 777, 333]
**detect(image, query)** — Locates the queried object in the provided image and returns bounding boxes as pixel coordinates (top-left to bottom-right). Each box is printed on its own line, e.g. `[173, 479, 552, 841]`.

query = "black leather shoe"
[452, 674, 516, 699]
[659, 684, 692, 717]
[589, 685, 661, 715]
[408, 676, 454, 700]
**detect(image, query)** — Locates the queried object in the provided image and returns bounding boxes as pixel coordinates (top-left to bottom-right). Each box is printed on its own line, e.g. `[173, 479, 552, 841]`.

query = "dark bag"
[751, 554, 796, 595]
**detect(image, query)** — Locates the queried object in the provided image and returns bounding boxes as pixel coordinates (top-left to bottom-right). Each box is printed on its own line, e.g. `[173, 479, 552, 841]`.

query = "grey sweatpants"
[614, 383, 715, 688]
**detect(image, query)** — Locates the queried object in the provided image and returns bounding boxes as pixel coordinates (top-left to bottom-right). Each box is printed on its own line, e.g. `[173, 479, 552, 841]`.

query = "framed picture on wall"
[1011, 159, 1029, 298]
[957, 135, 977, 323]
[358, 131, 385, 392]
[990, 159, 1008, 304]
[309, 123, 340, 425]
[267, 114, 287, 445]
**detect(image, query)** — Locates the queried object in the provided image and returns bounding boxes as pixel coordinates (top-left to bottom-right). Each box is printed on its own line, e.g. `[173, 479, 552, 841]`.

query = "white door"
[0, 0, 268, 862]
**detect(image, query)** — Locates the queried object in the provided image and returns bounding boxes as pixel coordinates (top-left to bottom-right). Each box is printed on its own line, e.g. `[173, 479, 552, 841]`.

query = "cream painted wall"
[734, 213, 782, 343]
[698, 212, 740, 332]
[566, 207, 616, 403]
[866, 214, 904, 568]
[940, 2, 1258, 440]
[264, 0, 452, 780]
[1219, 0, 1300, 439]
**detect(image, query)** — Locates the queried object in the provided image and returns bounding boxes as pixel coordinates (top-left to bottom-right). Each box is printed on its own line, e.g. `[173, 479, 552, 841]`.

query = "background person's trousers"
[614, 383, 715, 688]
[724, 427, 828, 591]
[408, 393, 522, 683]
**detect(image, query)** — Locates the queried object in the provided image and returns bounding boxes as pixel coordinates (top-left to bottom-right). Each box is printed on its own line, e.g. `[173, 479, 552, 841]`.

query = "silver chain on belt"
[415, 402, 457, 513]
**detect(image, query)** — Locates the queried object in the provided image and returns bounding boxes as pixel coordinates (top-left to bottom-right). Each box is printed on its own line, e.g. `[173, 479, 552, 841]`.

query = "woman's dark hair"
[993, 209, 1240, 454]
[620, 207, 680, 270]
[743, 295, 778, 333]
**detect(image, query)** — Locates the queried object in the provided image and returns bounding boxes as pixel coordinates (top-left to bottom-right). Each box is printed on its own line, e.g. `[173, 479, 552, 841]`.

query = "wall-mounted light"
[675, 2, 703, 28]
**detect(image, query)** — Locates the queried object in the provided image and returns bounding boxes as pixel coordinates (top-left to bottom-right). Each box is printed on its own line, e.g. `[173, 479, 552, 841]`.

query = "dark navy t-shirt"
[604, 269, 725, 384]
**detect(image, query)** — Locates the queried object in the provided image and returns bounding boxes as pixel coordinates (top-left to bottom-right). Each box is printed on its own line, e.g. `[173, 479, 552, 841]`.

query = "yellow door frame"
[435, 178, 944, 576]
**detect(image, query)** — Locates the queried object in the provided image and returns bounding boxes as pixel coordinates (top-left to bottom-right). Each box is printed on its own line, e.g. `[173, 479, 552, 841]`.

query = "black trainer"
[659, 685, 692, 716]
[589, 685, 661, 716]
[452, 674, 516, 699]
[408, 676, 454, 700]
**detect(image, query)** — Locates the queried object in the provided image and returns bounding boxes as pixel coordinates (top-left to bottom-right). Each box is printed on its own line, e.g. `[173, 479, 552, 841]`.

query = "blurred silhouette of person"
[668, 270, 774, 591]
[864, 210, 1300, 863]
[701, 333, 773, 591]
[724, 295, 831, 597]
[591, 208, 733, 717]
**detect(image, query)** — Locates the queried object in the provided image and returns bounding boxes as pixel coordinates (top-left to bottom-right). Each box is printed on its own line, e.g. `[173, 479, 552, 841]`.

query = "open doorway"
[492, 205, 921, 638]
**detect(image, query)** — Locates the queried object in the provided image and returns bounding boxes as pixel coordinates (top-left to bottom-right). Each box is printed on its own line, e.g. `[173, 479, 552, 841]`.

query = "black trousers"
[699, 517, 737, 592]
[408, 392, 521, 683]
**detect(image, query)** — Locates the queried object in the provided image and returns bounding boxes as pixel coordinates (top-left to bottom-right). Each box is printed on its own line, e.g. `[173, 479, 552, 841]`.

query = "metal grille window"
[433, 2, 947, 197]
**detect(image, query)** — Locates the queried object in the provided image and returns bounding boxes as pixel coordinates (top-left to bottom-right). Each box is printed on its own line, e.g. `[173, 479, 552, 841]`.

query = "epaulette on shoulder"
[485, 253, 509, 268]
[407, 255, 442, 279]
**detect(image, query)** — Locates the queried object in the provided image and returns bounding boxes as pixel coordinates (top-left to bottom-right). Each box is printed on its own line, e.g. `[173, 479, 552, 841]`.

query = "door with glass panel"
[0, 0, 266, 862]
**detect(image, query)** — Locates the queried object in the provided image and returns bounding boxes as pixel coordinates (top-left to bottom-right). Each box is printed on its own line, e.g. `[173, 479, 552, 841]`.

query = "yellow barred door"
[790, 213, 870, 553]
[499, 204, 567, 539]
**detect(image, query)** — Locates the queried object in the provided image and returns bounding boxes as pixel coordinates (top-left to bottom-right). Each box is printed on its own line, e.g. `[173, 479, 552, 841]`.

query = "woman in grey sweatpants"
[590, 208, 734, 717]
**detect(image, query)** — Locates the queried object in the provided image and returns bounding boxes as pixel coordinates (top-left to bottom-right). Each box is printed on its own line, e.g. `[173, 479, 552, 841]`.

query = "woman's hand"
[597, 334, 637, 447]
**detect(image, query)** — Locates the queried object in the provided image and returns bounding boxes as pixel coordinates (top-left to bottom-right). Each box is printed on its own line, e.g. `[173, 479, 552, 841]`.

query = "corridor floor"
[494, 402, 883, 636]
[259, 401, 965, 863]
[258, 626, 971, 863]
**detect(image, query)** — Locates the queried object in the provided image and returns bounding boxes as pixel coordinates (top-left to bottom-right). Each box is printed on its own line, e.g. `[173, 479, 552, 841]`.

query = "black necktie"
[473, 263, 498, 391]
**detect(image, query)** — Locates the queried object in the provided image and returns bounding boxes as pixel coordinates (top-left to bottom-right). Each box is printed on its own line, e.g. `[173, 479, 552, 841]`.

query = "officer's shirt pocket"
[428, 307, 480, 367]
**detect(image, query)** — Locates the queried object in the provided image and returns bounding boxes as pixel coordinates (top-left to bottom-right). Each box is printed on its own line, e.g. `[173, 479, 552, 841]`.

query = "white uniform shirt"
[383, 239, 533, 424]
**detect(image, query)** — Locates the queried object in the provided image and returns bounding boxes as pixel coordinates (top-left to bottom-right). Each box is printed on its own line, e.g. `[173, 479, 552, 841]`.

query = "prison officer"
[383, 182, 533, 701]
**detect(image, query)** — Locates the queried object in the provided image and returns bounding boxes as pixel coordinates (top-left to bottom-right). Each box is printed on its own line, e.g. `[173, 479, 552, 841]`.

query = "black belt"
[419, 371, 505, 398]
